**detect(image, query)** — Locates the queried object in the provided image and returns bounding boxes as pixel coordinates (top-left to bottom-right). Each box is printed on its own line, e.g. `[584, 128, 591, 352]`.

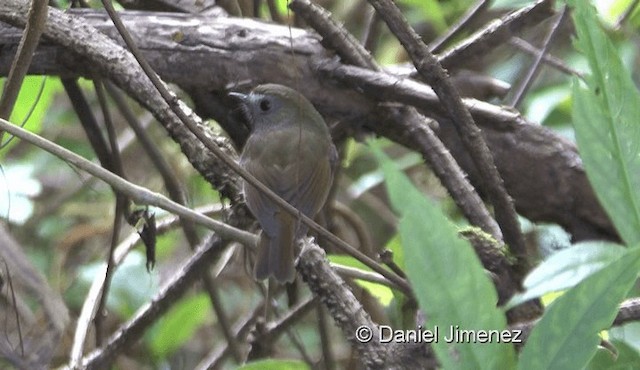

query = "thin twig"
[615, 0, 640, 29]
[509, 37, 585, 79]
[0, 117, 257, 246]
[289, 0, 378, 70]
[435, 0, 555, 70]
[508, 6, 567, 108]
[429, 0, 490, 53]
[0, 76, 47, 148]
[93, 79, 128, 346]
[331, 263, 400, 288]
[0, 0, 47, 130]
[361, 6, 381, 54]
[2, 260, 24, 357]
[318, 61, 523, 125]
[61, 79, 112, 166]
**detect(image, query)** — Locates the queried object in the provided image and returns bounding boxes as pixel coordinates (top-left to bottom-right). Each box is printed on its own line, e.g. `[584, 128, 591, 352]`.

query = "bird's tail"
[253, 213, 296, 283]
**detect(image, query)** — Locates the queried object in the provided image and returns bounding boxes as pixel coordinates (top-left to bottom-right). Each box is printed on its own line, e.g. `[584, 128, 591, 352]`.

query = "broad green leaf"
[371, 141, 515, 369]
[505, 242, 625, 309]
[149, 294, 211, 358]
[570, 0, 640, 246]
[518, 247, 640, 370]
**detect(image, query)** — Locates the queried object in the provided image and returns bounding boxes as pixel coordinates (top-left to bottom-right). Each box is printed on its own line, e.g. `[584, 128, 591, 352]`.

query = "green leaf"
[518, 247, 640, 370]
[237, 359, 309, 370]
[505, 242, 625, 309]
[149, 294, 212, 358]
[371, 140, 515, 369]
[570, 0, 640, 246]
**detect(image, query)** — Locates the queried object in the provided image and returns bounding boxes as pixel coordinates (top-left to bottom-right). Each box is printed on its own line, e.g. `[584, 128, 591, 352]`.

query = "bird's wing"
[241, 129, 333, 235]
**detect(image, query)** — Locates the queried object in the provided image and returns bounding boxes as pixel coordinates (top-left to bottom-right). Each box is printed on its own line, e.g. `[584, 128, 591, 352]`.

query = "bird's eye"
[259, 99, 271, 112]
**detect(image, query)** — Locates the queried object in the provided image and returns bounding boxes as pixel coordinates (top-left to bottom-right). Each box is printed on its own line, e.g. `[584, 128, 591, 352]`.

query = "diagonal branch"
[368, 0, 528, 274]
[0, 0, 47, 125]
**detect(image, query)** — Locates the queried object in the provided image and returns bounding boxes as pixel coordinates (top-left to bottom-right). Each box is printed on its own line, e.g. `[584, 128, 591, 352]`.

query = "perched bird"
[231, 84, 337, 283]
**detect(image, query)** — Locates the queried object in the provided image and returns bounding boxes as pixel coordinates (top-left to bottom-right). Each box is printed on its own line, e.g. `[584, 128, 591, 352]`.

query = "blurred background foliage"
[3, 0, 640, 369]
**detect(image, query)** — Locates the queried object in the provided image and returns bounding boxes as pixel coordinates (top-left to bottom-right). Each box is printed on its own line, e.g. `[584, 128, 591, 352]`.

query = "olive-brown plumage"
[232, 84, 337, 283]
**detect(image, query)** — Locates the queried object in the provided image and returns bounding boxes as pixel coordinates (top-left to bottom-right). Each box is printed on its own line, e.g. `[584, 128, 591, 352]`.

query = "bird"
[230, 84, 337, 283]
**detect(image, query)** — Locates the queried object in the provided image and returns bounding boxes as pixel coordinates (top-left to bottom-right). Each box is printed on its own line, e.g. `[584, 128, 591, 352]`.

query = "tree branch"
[0, 7, 612, 242]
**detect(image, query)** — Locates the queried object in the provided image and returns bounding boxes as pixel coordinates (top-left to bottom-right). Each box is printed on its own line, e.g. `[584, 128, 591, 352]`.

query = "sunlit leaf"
[571, 0, 640, 246]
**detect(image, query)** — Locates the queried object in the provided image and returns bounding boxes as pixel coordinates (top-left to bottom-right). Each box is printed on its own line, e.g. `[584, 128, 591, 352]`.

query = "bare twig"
[508, 6, 568, 108]
[509, 37, 585, 79]
[331, 263, 400, 288]
[435, 0, 555, 70]
[613, 297, 640, 326]
[93, 79, 128, 346]
[316, 306, 334, 370]
[361, 6, 381, 53]
[0, 0, 47, 130]
[0, 117, 257, 246]
[2, 260, 24, 357]
[429, 0, 490, 53]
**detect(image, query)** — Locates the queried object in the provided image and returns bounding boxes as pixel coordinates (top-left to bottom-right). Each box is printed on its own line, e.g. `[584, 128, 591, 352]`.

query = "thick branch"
[0, 6, 616, 242]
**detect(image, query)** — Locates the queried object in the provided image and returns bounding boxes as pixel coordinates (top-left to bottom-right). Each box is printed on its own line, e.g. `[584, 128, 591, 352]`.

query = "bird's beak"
[228, 92, 247, 103]
[228, 91, 252, 129]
